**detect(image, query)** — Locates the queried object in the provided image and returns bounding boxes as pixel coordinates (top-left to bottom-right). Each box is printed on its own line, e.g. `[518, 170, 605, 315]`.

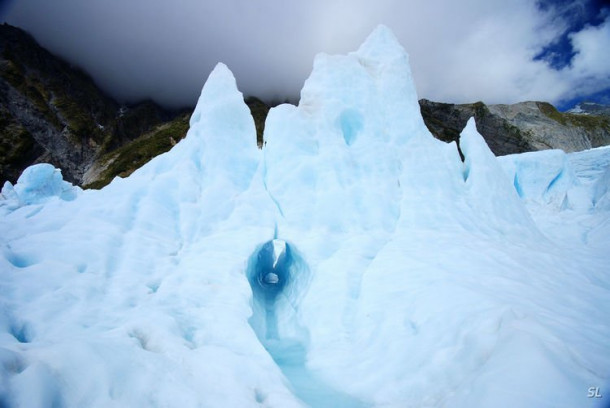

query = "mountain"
[420, 99, 610, 156]
[568, 101, 610, 116]
[1, 25, 609, 407]
[2, 22, 610, 191]
[0, 23, 189, 187]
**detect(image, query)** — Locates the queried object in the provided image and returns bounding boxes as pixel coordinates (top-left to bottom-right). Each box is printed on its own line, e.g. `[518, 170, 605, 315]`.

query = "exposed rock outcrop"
[419, 99, 534, 157]
[0, 23, 187, 187]
[419, 99, 610, 156]
[0, 23, 118, 184]
[245, 96, 271, 147]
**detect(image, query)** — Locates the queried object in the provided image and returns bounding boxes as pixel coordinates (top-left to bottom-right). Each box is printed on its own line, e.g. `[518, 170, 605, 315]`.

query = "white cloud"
[567, 16, 610, 80]
[4, 0, 609, 107]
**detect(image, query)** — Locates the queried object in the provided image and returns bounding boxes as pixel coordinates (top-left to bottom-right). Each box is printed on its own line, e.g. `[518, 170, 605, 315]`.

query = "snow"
[1, 25, 609, 407]
[567, 104, 585, 114]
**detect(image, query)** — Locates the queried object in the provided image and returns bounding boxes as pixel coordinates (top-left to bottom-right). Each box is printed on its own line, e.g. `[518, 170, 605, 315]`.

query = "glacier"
[1, 25, 609, 407]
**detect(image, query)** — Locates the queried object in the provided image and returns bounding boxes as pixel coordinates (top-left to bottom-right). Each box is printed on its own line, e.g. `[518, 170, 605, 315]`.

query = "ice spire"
[356, 24, 408, 63]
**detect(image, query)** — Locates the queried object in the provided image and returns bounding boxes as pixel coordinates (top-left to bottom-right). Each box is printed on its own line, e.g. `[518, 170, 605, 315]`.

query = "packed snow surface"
[1, 26, 609, 407]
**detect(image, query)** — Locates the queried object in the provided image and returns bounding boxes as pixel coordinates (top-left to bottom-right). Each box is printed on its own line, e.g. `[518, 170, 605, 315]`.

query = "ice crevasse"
[1, 25, 609, 408]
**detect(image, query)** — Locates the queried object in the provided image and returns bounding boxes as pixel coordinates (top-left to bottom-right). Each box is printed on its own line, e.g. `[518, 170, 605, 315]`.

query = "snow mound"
[1, 164, 80, 211]
[1, 25, 609, 408]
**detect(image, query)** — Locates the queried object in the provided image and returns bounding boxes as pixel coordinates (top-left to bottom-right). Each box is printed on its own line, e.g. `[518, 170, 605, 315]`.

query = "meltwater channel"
[246, 239, 367, 408]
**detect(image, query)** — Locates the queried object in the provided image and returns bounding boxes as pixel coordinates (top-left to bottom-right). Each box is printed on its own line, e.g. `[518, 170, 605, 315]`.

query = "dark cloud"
[4, 0, 610, 109]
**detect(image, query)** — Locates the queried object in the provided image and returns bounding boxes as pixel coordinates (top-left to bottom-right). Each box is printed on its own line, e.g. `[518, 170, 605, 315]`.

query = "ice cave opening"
[247, 239, 308, 342]
[246, 239, 367, 407]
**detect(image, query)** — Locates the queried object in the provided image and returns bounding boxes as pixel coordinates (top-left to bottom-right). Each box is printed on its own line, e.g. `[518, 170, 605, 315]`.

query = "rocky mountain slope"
[1, 23, 609, 190]
[568, 101, 610, 116]
[419, 99, 610, 156]
[0, 23, 189, 187]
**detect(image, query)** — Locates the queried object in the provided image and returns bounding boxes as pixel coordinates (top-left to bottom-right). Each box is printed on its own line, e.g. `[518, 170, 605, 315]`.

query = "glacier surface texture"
[1, 25, 609, 408]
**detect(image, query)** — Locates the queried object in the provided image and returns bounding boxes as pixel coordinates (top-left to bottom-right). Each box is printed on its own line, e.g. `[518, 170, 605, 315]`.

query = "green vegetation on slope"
[538, 101, 610, 133]
[84, 114, 190, 189]
[0, 23, 192, 185]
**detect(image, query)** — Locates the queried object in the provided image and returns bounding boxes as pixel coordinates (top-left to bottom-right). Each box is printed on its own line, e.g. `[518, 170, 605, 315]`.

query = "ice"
[593, 164, 610, 209]
[1, 25, 609, 407]
[272, 239, 286, 268]
[264, 272, 279, 284]
[499, 149, 580, 209]
[0, 164, 80, 212]
[499, 145, 610, 252]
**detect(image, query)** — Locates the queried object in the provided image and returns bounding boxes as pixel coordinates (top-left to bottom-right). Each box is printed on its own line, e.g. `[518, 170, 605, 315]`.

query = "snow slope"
[1, 25, 609, 407]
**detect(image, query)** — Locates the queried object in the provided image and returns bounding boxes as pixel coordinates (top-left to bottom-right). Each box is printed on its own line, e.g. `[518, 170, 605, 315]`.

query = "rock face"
[245, 96, 271, 147]
[0, 23, 117, 184]
[490, 101, 610, 151]
[0, 23, 187, 187]
[419, 99, 610, 156]
[419, 99, 535, 157]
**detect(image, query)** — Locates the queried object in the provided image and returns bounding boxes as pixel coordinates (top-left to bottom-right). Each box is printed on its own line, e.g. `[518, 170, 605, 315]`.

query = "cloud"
[568, 16, 610, 80]
[3, 0, 609, 108]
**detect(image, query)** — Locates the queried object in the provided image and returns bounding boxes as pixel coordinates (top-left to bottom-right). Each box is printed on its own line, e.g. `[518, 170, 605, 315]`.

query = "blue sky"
[2, 0, 609, 110]
[535, 0, 606, 69]
[534, 0, 610, 109]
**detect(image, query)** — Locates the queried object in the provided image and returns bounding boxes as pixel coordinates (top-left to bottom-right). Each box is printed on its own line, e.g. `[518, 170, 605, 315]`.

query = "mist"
[4, 0, 609, 109]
